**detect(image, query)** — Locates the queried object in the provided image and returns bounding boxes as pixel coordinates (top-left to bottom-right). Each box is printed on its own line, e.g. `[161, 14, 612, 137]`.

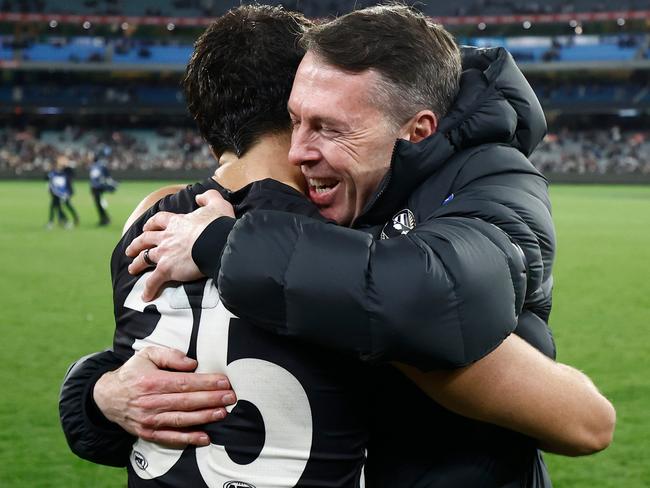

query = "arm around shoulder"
[217, 209, 527, 370]
[395, 334, 615, 456]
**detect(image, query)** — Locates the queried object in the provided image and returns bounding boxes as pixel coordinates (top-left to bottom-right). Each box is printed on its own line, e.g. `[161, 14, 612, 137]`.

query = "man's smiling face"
[287, 51, 402, 226]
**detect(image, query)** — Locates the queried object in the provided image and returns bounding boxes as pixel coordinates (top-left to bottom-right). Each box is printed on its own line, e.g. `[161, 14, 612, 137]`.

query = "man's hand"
[93, 346, 236, 448]
[126, 190, 235, 301]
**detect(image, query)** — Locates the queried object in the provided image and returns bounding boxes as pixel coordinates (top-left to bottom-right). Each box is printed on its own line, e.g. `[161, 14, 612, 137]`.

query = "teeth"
[308, 177, 338, 190]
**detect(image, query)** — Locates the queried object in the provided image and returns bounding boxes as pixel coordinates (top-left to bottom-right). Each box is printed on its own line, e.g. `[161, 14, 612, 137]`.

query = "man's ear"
[400, 110, 437, 143]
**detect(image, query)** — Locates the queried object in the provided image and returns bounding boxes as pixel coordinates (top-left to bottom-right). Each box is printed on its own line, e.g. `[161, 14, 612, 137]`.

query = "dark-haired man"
[62, 7, 369, 487]
[61, 5, 614, 488]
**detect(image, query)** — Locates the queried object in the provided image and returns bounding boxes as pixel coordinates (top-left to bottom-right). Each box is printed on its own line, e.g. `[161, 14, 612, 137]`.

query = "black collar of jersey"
[354, 46, 547, 228]
[207, 177, 324, 220]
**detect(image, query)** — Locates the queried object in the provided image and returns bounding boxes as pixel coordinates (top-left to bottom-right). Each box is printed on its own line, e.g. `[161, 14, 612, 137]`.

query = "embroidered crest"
[133, 450, 148, 470]
[380, 209, 416, 239]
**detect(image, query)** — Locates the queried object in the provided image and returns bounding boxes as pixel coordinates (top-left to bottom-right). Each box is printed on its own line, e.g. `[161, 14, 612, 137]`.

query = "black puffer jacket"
[197, 47, 556, 371]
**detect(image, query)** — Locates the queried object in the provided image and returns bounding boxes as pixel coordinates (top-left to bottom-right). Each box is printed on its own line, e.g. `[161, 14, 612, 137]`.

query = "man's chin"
[316, 205, 352, 226]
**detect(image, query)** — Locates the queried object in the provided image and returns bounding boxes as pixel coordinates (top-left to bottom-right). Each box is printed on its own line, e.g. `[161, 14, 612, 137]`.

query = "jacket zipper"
[354, 139, 399, 225]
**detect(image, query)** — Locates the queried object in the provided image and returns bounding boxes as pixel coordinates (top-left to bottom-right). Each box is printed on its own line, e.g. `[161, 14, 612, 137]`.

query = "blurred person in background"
[45, 160, 69, 229]
[89, 146, 118, 226]
[45, 155, 77, 229]
[60, 154, 80, 226]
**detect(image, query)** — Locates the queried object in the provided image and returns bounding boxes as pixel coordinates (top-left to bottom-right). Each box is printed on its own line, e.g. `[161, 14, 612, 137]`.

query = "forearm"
[59, 350, 135, 467]
[395, 334, 615, 456]
[216, 211, 526, 370]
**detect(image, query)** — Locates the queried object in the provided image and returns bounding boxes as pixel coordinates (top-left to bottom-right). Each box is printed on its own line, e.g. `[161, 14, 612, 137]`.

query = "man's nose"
[289, 126, 320, 167]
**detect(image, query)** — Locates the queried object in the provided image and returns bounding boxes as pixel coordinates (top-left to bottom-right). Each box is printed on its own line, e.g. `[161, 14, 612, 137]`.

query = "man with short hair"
[61, 5, 614, 487]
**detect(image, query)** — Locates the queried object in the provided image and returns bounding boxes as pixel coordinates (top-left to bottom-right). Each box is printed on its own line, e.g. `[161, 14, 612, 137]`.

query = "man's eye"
[321, 127, 340, 137]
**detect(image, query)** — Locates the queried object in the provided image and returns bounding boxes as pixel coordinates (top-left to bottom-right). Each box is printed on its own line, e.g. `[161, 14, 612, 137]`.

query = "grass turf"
[0, 181, 648, 487]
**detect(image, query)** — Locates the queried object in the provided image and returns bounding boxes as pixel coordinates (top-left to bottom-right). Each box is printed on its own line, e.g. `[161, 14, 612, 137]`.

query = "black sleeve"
[192, 216, 236, 278]
[192, 151, 552, 371]
[214, 207, 526, 371]
[59, 350, 134, 467]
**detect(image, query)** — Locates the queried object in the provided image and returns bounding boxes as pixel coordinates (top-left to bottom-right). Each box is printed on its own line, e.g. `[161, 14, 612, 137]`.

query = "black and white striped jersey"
[111, 178, 368, 488]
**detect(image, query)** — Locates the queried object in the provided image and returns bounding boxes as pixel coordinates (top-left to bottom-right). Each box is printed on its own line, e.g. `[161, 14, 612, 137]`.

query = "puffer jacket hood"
[442, 46, 547, 157]
[358, 46, 547, 228]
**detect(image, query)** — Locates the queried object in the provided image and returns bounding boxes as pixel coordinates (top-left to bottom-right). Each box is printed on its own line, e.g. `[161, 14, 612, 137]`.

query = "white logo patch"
[380, 209, 416, 239]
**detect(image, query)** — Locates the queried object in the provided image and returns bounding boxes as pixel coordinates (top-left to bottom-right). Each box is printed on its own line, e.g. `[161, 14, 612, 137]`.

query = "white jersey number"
[124, 273, 313, 487]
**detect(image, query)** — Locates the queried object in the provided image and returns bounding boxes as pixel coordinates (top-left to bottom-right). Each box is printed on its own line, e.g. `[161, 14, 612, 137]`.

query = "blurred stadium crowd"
[2, 0, 650, 180]
[531, 128, 650, 174]
[0, 126, 212, 174]
[3, 125, 650, 176]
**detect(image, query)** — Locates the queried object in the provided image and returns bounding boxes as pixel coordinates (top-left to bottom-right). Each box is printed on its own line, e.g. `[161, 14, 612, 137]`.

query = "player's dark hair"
[301, 3, 461, 125]
[183, 5, 312, 157]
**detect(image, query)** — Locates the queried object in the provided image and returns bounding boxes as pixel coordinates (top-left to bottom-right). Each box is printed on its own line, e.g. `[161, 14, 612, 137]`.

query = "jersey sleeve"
[59, 350, 134, 467]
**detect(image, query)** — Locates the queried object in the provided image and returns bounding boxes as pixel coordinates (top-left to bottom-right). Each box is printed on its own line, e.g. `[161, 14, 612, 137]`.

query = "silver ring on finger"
[143, 248, 157, 267]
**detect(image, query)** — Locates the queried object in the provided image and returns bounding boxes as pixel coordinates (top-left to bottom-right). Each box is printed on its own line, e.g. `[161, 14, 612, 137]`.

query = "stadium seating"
[1, 0, 649, 182]
[0, 86, 12, 102]
[111, 45, 192, 65]
[463, 35, 644, 63]
[24, 41, 105, 62]
[3, 34, 645, 66]
[2, 0, 648, 17]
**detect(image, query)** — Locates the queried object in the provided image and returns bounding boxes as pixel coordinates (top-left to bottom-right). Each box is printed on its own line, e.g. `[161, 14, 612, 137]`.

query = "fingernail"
[223, 393, 236, 405]
[217, 380, 229, 389]
[199, 434, 210, 445]
[213, 409, 226, 420]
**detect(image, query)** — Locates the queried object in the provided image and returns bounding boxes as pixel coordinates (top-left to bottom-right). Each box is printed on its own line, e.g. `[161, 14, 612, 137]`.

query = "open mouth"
[307, 177, 340, 204]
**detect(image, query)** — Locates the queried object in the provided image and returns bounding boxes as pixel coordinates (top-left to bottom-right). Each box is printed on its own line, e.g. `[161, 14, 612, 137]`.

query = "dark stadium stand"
[2, 0, 649, 17]
[4, 78, 650, 112]
[463, 35, 646, 63]
[1, 34, 647, 66]
[1, 0, 650, 182]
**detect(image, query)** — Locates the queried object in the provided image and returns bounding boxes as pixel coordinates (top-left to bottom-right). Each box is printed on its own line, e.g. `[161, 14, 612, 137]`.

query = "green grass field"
[0, 181, 648, 487]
